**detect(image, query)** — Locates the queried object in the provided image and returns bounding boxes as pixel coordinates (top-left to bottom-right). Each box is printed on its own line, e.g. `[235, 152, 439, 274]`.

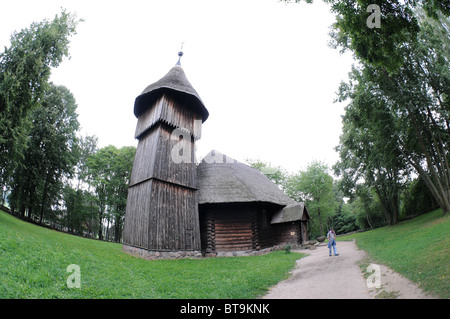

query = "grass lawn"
[0, 210, 303, 299]
[339, 209, 450, 298]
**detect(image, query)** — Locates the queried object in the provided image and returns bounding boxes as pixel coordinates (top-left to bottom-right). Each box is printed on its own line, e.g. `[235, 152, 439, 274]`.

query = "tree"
[284, 0, 449, 72]
[246, 159, 289, 190]
[333, 65, 409, 225]
[0, 11, 80, 197]
[61, 135, 99, 236]
[285, 1, 450, 215]
[9, 83, 80, 223]
[289, 161, 336, 237]
[351, 186, 386, 230]
[335, 13, 450, 215]
[87, 145, 136, 242]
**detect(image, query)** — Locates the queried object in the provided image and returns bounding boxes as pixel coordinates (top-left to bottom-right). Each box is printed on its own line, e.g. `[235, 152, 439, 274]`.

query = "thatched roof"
[197, 151, 294, 206]
[271, 202, 310, 224]
[197, 151, 309, 223]
[134, 65, 209, 122]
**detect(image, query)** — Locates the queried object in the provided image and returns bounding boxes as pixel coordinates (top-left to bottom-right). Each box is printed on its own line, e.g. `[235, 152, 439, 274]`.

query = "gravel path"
[263, 240, 436, 299]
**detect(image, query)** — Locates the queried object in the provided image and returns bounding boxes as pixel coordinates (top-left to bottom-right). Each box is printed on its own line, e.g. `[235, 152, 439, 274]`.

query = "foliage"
[8, 83, 80, 223]
[246, 159, 289, 190]
[0, 210, 303, 298]
[0, 12, 136, 242]
[288, 161, 336, 237]
[0, 11, 80, 195]
[86, 145, 136, 242]
[339, 209, 450, 298]
[348, 187, 386, 230]
[330, 203, 358, 235]
[400, 177, 438, 219]
[284, 0, 449, 71]
[287, 0, 450, 221]
[284, 244, 292, 254]
[334, 12, 450, 217]
[333, 64, 409, 225]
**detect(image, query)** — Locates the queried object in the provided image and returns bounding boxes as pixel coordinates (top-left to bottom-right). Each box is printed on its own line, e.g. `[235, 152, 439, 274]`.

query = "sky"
[0, 0, 355, 174]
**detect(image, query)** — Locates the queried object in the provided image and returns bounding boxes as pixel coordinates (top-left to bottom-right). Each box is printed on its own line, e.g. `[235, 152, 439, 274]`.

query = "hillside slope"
[339, 209, 449, 298]
[0, 210, 301, 299]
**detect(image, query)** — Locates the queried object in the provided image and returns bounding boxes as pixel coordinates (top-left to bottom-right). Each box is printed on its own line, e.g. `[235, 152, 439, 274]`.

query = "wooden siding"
[123, 179, 200, 251]
[272, 222, 301, 246]
[130, 122, 196, 189]
[123, 181, 151, 248]
[134, 94, 202, 140]
[124, 91, 203, 252]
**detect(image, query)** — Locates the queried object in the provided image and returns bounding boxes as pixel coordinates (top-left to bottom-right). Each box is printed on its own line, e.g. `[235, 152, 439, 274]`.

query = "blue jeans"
[328, 240, 338, 255]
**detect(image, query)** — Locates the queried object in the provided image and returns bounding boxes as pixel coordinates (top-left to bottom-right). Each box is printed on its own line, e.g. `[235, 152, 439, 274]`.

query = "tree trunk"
[98, 208, 103, 241]
[39, 172, 51, 225]
[317, 207, 324, 236]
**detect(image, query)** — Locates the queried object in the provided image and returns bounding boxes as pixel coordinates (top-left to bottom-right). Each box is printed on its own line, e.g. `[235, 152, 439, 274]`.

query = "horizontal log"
[215, 234, 252, 240]
[216, 245, 253, 251]
[215, 224, 251, 228]
[214, 229, 252, 235]
[215, 239, 252, 245]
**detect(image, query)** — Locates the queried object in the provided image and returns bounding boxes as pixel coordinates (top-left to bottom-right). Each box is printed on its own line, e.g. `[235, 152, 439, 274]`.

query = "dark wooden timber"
[199, 202, 308, 255]
[123, 77, 205, 252]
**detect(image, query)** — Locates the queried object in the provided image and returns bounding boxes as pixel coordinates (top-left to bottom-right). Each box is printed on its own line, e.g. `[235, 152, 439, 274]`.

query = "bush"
[400, 178, 437, 219]
[284, 244, 291, 254]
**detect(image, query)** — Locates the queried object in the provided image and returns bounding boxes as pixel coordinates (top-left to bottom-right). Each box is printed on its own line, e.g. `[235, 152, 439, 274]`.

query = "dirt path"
[263, 240, 436, 299]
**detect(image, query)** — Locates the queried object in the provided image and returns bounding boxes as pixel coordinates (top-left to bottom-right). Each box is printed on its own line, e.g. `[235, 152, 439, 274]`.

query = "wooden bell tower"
[123, 52, 208, 257]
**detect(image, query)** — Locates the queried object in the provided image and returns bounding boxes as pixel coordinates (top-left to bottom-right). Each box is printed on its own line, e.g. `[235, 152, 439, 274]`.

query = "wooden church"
[122, 52, 310, 259]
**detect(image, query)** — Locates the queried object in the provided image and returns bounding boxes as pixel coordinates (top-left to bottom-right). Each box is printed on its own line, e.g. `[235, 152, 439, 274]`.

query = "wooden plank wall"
[124, 179, 200, 251]
[124, 92, 204, 252]
[123, 181, 152, 248]
[130, 123, 196, 189]
[135, 94, 202, 140]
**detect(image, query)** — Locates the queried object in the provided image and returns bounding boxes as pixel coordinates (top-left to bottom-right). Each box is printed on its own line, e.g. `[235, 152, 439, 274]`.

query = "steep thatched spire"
[133, 50, 208, 122]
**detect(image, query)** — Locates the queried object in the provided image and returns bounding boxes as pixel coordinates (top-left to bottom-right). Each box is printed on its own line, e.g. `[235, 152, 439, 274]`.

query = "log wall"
[272, 222, 301, 246]
[200, 204, 289, 254]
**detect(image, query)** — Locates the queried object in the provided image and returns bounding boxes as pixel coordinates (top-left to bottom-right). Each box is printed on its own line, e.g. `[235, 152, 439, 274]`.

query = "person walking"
[327, 228, 339, 256]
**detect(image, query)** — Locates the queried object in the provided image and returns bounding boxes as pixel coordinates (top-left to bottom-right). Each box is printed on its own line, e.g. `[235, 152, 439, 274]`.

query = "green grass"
[0, 210, 303, 299]
[339, 209, 450, 298]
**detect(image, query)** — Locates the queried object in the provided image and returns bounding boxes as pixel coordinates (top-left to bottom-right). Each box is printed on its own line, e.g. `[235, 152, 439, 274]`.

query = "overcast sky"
[1, 0, 355, 174]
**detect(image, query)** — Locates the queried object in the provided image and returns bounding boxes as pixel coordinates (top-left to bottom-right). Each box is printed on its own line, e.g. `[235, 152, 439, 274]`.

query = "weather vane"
[176, 42, 184, 66]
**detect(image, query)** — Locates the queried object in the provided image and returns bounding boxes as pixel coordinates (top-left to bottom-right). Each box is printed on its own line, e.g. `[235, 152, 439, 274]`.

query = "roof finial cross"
[176, 42, 184, 66]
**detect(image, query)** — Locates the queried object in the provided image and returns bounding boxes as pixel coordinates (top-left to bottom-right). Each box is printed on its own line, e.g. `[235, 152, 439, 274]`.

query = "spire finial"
[176, 42, 184, 66]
